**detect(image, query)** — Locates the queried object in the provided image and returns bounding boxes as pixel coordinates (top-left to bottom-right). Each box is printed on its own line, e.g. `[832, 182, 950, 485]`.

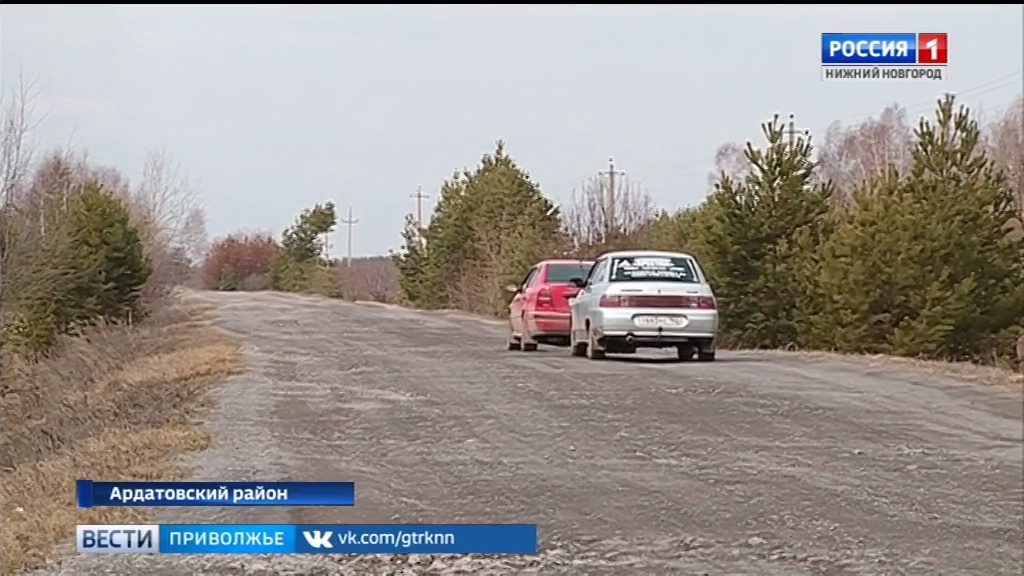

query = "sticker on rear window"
[611, 257, 697, 282]
[632, 257, 674, 268]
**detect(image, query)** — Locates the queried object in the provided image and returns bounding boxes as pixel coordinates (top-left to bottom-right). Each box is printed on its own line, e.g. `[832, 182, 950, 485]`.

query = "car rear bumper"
[528, 311, 571, 335]
[596, 332, 713, 349]
[591, 308, 718, 346]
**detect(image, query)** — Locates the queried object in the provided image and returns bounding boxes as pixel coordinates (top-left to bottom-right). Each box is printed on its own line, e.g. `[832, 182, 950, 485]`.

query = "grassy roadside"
[0, 297, 243, 575]
[743, 349, 1024, 391]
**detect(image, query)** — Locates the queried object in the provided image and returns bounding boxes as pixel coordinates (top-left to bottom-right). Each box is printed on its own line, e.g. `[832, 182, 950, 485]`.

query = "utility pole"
[323, 228, 333, 263]
[784, 113, 811, 151]
[599, 158, 625, 241]
[410, 186, 429, 247]
[340, 206, 358, 267]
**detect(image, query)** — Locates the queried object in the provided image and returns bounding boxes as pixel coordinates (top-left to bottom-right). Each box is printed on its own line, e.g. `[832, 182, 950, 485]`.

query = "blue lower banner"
[77, 524, 538, 554]
[76, 480, 355, 507]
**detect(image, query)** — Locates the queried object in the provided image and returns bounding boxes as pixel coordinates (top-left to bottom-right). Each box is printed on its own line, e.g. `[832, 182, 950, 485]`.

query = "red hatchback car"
[506, 259, 595, 351]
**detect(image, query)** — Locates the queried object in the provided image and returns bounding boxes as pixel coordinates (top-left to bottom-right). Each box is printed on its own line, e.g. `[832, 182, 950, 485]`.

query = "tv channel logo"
[77, 524, 159, 554]
[821, 33, 948, 65]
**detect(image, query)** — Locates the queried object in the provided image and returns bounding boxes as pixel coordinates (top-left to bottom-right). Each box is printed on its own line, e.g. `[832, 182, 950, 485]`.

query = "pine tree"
[460, 141, 564, 315]
[391, 213, 430, 305]
[906, 95, 1024, 359]
[696, 115, 833, 347]
[280, 202, 337, 263]
[272, 201, 337, 291]
[818, 95, 1024, 360]
[638, 209, 701, 252]
[417, 175, 473, 309]
[816, 167, 920, 353]
[395, 141, 565, 315]
[44, 184, 152, 328]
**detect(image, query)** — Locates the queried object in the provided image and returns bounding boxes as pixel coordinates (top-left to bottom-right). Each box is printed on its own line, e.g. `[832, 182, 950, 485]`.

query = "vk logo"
[303, 530, 334, 549]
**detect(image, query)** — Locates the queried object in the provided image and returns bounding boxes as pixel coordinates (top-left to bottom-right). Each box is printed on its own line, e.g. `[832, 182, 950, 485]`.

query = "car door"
[509, 267, 538, 335]
[571, 258, 606, 339]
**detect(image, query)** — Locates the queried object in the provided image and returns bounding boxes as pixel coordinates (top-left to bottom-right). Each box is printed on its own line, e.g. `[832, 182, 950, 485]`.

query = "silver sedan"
[568, 250, 719, 361]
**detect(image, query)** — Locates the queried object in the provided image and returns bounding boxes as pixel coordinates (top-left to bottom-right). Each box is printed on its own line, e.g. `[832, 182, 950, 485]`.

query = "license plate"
[633, 315, 687, 328]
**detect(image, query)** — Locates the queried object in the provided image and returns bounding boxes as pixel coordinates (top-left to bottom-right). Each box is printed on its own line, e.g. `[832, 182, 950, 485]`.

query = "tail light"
[599, 294, 625, 307]
[599, 295, 717, 309]
[537, 287, 552, 303]
[696, 296, 716, 309]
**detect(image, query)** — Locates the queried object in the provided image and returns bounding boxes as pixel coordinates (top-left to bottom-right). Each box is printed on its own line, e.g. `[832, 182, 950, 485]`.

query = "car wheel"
[677, 345, 697, 361]
[697, 349, 716, 362]
[506, 323, 519, 351]
[586, 326, 606, 360]
[569, 320, 586, 357]
[519, 316, 538, 351]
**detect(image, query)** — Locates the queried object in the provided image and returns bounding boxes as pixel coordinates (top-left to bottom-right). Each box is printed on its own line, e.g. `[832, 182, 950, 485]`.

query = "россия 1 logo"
[820, 32, 947, 81]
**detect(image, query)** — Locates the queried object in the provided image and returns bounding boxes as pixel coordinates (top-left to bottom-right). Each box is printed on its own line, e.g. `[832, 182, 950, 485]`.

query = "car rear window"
[545, 262, 594, 283]
[609, 256, 699, 283]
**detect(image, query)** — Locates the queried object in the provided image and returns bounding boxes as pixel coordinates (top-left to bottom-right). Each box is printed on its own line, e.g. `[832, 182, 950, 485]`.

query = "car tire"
[506, 323, 519, 351]
[677, 345, 697, 361]
[586, 326, 606, 360]
[697, 349, 716, 362]
[569, 321, 587, 357]
[519, 316, 538, 351]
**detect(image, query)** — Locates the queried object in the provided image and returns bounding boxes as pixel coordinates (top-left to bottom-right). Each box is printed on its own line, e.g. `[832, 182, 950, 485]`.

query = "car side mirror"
[505, 284, 520, 294]
[568, 277, 586, 288]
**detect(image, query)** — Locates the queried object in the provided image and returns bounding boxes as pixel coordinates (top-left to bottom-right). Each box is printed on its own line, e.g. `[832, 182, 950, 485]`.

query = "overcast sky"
[2, 5, 1022, 256]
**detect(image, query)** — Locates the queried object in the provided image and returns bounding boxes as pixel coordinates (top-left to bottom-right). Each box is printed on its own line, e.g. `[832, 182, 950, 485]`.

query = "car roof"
[539, 259, 594, 265]
[596, 250, 696, 260]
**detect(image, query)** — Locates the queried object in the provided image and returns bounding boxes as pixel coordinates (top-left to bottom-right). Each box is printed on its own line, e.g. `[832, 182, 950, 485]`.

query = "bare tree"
[816, 103, 914, 204]
[179, 206, 210, 264]
[89, 162, 133, 199]
[339, 257, 400, 303]
[983, 97, 1024, 221]
[706, 141, 753, 187]
[0, 74, 39, 206]
[133, 150, 204, 248]
[562, 175, 657, 254]
[130, 149, 209, 291]
[0, 75, 42, 368]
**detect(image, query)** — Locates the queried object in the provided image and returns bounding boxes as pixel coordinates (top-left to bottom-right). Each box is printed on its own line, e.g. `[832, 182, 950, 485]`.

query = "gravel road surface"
[37, 290, 1024, 575]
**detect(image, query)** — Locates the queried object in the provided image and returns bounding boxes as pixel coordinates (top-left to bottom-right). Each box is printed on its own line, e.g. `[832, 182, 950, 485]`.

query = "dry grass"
[0, 297, 243, 575]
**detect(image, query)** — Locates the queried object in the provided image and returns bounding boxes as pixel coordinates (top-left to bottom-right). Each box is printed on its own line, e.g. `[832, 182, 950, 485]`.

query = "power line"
[826, 70, 1023, 124]
[985, 98, 1024, 114]
[340, 206, 358, 267]
[640, 71, 1023, 183]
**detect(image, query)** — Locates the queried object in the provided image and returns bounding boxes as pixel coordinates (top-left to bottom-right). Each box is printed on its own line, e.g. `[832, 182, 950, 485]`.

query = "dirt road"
[37, 290, 1023, 575]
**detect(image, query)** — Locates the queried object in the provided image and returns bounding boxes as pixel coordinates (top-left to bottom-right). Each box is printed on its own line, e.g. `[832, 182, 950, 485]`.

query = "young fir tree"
[403, 142, 564, 315]
[391, 212, 430, 306]
[638, 208, 702, 253]
[67, 183, 152, 324]
[815, 167, 920, 353]
[818, 94, 1024, 360]
[695, 115, 833, 348]
[413, 175, 473, 309]
[461, 141, 564, 315]
[271, 201, 337, 292]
